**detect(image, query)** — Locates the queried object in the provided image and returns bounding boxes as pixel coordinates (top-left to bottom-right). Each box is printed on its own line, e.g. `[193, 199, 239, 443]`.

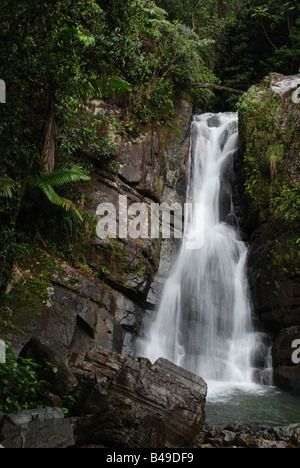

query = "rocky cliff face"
[84, 98, 192, 357]
[3, 99, 192, 364]
[239, 73, 300, 393]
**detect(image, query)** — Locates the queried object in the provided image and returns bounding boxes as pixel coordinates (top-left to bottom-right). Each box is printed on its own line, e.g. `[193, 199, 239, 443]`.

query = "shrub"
[0, 341, 56, 413]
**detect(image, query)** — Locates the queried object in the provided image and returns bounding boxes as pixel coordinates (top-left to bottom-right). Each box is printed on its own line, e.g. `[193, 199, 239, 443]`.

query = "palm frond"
[75, 76, 131, 101]
[28, 163, 90, 221]
[107, 77, 132, 94]
[36, 183, 84, 221]
[0, 177, 20, 198]
[29, 163, 90, 189]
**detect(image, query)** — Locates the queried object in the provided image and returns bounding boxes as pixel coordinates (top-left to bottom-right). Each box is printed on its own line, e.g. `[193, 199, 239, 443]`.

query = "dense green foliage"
[1, 0, 298, 250]
[238, 79, 300, 292]
[0, 0, 216, 291]
[238, 81, 299, 231]
[215, 0, 300, 103]
[0, 341, 56, 413]
[157, 0, 299, 108]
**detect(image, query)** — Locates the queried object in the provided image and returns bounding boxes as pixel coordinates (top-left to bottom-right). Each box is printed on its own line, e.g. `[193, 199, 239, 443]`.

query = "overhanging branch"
[193, 83, 244, 96]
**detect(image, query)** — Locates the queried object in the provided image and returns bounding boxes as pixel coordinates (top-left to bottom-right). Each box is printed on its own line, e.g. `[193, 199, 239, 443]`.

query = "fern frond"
[28, 163, 90, 221]
[56, 196, 84, 222]
[33, 182, 84, 221]
[29, 163, 90, 189]
[0, 177, 20, 198]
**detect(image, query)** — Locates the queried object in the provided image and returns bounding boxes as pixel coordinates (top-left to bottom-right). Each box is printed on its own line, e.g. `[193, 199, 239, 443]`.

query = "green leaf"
[28, 163, 90, 221]
[29, 163, 90, 189]
[0, 177, 20, 198]
[75, 76, 132, 101]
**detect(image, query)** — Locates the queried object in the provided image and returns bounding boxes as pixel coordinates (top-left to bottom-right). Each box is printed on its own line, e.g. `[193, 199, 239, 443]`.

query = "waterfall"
[137, 112, 260, 389]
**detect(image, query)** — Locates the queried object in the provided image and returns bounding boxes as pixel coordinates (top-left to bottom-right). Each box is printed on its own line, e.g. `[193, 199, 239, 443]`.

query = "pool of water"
[205, 381, 300, 427]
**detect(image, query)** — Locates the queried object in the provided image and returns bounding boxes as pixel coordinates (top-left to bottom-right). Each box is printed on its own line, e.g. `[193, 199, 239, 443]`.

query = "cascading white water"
[137, 112, 259, 390]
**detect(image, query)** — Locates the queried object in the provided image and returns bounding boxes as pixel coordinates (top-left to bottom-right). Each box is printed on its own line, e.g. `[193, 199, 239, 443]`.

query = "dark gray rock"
[5, 253, 148, 378]
[0, 407, 74, 448]
[20, 337, 79, 398]
[190, 421, 300, 448]
[207, 115, 222, 128]
[71, 346, 207, 448]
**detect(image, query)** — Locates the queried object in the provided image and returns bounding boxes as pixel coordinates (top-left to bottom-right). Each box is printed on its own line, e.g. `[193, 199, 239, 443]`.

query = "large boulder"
[71, 346, 207, 448]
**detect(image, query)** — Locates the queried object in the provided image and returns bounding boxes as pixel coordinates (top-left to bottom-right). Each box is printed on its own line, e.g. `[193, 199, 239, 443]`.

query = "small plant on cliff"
[265, 144, 284, 181]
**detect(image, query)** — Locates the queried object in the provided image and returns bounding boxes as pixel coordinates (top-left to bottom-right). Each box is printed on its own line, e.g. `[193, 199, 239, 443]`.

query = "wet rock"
[207, 115, 222, 128]
[222, 430, 237, 446]
[0, 408, 74, 449]
[190, 421, 300, 448]
[141, 102, 191, 310]
[247, 236, 300, 333]
[236, 432, 257, 448]
[4, 252, 149, 374]
[71, 346, 207, 448]
[270, 74, 300, 97]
